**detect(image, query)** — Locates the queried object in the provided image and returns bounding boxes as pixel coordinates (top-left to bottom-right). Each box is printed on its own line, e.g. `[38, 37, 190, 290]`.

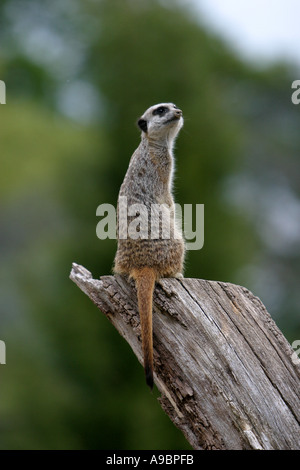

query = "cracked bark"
[70, 263, 300, 450]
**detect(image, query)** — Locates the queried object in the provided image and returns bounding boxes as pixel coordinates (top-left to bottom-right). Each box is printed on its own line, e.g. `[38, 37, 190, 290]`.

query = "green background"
[0, 0, 299, 449]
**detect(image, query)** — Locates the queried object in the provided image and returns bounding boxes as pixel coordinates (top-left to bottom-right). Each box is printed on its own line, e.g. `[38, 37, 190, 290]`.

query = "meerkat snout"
[174, 108, 182, 118]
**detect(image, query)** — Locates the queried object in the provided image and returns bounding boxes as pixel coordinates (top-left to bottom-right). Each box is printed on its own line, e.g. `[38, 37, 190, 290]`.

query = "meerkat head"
[137, 103, 183, 147]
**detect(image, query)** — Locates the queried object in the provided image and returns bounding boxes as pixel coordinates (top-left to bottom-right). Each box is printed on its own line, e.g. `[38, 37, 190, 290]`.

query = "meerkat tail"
[131, 267, 156, 389]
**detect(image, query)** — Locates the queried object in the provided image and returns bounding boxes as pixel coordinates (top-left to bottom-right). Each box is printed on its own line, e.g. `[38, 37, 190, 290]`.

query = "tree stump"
[70, 263, 300, 450]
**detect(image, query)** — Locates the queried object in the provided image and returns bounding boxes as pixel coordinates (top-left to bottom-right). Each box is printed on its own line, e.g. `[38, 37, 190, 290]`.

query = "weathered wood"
[70, 262, 300, 450]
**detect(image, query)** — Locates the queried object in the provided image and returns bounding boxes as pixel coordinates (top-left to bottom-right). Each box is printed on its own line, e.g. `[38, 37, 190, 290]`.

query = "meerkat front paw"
[173, 272, 183, 279]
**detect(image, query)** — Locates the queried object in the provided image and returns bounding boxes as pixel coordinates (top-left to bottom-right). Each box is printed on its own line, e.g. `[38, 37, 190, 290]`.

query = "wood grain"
[70, 263, 300, 450]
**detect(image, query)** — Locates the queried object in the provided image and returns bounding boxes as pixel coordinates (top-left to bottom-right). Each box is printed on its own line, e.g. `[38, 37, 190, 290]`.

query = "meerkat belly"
[116, 177, 185, 274]
[114, 237, 184, 277]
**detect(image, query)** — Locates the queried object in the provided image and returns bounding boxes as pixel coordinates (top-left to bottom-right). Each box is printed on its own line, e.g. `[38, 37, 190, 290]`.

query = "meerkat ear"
[137, 118, 148, 133]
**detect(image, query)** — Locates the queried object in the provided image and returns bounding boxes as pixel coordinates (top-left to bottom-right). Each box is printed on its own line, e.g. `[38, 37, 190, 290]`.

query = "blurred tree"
[0, 0, 299, 451]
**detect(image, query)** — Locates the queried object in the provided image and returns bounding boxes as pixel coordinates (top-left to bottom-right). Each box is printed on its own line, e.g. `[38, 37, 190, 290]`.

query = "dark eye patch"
[153, 106, 168, 116]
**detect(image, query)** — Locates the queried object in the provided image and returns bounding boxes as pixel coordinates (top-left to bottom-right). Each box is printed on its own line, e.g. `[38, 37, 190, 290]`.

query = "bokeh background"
[0, 0, 299, 450]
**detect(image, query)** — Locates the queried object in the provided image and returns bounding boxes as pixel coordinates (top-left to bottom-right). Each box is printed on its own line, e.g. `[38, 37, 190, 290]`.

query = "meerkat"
[114, 103, 185, 389]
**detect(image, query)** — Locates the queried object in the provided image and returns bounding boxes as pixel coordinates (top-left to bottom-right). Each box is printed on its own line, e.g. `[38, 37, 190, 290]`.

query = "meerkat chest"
[119, 143, 174, 206]
[149, 149, 173, 187]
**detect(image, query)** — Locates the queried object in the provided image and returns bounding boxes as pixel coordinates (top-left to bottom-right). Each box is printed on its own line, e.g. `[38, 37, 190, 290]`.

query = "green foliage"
[0, 0, 299, 450]
[87, 0, 258, 281]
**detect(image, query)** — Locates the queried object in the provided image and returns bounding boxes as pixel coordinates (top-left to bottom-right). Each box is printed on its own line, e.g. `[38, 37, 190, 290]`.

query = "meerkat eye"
[153, 106, 167, 116]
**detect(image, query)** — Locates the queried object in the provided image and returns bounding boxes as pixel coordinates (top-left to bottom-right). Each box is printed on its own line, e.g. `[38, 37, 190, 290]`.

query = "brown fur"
[131, 267, 156, 389]
[114, 103, 185, 388]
